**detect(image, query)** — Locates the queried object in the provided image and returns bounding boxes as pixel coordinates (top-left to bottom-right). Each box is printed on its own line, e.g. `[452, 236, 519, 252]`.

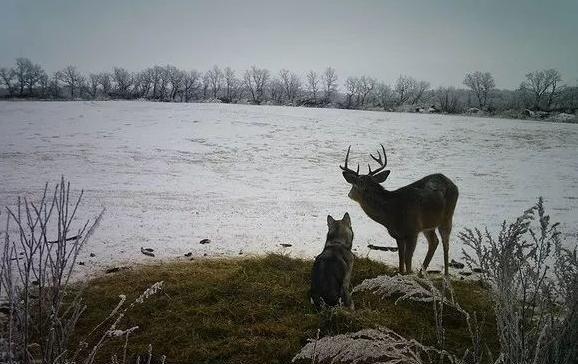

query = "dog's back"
[310, 213, 354, 310]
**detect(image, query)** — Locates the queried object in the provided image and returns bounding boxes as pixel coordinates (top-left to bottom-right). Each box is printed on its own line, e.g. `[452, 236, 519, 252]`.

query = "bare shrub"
[0, 179, 165, 364]
[354, 274, 486, 364]
[436, 87, 462, 113]
[80, 281, 165, 364]
[292, 327, 456, 364]
[354, 273, 455, 307]
[463, 71, 495, 110]
[460, 198, 578, 364]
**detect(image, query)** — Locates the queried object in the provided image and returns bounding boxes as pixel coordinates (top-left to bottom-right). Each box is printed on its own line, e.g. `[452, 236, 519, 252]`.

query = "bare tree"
[165, 65, 184, 100]
[322, 67, 338, 103]
[410, 80, 430, 105]
[77, 76, 89, 99]
[356, 76, 376, 107]
[206, 65, 223, 99]
[56, 65, 84, 98]
[157, 66, 171, 101]
[0, 67, 16, 96]
[394, 75, 416, 106]
[202, 72, 210, 99]
[344, 77, 358, 108]
[544, 69, 565, 109]
[97, 72, 112, 97]
[558, 81, 578, 111]
[11, 58, 45, 97]
[182, 70, 201, 102]
[520, 68, 564, 111]
[14, 57, 31, 96]
[243, 66, 270, 104]
[375, 82, 393, 110]
[133, 69, 152, 98]
[463, 71, 495, 109]
[269, 78, 284, 104]
[279, 69, 301, 104]
[112, 67, 133, 98]
[38, 72, 50, 98]
[222, 67, 238, 103]
[279, 69, 291, 103]
[47, 74, 60, 99]
[253, 67, 270, 103]
[149, 66, 164, 99]
[436, 87, 461, 113]
[25, 63, 46, 96]
[88, 73, 100, 98]
[306, 70, 319, 103]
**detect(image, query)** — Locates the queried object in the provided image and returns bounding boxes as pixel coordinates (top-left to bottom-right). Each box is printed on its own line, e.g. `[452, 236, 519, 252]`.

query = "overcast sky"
[1, 0, 577, 89]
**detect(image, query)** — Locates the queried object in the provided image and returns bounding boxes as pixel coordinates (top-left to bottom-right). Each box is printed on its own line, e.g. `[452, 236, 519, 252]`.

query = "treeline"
[1, 57, 577, 115]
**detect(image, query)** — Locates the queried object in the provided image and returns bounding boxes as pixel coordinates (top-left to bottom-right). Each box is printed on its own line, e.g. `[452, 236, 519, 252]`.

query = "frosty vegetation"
[1, 58, 577, 119]
[292, 327, 456, 364]
[353, 273, 456, 307]
[460, 198, 578, 364]
[295, 199, 577, 364]
[0, 179, 165, 364]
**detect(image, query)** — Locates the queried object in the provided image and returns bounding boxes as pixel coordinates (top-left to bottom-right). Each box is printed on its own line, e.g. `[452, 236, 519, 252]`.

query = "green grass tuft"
[73, 254, 498, 363]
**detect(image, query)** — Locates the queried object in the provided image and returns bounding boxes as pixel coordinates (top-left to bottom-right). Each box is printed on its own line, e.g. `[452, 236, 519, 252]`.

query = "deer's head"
[340, 145, 391, 203]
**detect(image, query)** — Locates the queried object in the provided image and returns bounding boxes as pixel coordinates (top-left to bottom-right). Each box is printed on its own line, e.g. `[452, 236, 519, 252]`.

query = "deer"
[340, 145, 459, 275]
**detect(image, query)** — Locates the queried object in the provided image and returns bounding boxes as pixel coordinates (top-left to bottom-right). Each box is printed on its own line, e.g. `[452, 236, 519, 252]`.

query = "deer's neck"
[360, 188, 395, 228]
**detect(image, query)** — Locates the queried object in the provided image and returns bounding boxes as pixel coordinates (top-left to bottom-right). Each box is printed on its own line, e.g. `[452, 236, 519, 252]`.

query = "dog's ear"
[327, 215, 335, 227]
[342, 212, 351, 226]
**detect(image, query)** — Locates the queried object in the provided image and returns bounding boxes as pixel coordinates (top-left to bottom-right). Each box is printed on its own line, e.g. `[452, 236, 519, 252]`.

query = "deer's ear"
[327, 215, 335, 227]
[342, 171, 358, 184]
[373, 170, 391, 183]
[342, 212, 351, 226]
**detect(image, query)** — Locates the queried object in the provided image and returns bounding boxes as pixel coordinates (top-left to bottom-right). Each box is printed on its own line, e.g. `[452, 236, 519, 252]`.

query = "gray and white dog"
[310, 212, 354, 310]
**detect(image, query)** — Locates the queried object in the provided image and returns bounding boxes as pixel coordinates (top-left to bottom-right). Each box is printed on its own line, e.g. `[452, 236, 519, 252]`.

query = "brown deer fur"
[341, 145, 459, 275]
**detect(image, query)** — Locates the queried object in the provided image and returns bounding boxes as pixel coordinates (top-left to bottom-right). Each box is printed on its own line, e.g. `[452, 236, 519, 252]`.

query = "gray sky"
[1, 0, 577, 89]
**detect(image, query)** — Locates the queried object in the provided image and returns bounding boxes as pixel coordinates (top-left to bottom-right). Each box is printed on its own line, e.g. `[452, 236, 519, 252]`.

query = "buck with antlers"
[340, 145, 458, 275]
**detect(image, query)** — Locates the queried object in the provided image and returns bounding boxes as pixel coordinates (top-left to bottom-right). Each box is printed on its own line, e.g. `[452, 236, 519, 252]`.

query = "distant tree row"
[1, 57, 577, 115]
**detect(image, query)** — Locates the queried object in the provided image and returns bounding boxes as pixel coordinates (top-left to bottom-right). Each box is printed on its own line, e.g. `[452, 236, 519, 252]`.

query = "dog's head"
[326, 212, 353, 249]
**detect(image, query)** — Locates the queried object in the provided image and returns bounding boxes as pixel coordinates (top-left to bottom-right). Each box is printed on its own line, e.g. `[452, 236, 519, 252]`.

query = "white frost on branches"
[135, 281, 164, 304]
[107, 326, 139, 337]
[354, 274, 449, 306]
[292, 327, 455, 364]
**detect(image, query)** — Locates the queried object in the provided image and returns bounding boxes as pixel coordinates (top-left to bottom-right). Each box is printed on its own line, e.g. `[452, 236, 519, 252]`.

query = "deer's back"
[389, 173, 458, 233]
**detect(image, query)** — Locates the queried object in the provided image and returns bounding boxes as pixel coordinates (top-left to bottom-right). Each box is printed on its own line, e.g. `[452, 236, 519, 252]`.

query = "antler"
[368, 144, 387, 175]
[340, 146, 359, 175]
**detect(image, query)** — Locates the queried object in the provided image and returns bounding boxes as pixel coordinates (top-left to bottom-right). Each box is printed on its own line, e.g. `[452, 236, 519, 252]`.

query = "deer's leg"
[439, 223, 452, 276]
[421, 230, 439, 273]
[404, 234, 418, 274]
[396, 239, 405, 274]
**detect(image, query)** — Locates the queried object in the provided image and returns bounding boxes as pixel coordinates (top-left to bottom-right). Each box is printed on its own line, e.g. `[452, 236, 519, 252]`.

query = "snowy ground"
[0, 101, 577, 275]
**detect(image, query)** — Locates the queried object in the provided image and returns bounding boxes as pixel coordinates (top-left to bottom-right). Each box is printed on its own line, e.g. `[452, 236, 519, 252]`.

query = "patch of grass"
[73, 254, 498, 363]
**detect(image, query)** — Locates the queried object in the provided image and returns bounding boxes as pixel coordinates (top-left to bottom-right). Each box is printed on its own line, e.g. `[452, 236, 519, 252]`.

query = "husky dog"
[310, 212, 354, 310]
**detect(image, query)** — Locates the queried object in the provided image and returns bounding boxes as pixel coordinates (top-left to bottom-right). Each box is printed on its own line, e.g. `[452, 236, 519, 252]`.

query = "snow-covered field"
[1, 101, 577, 274]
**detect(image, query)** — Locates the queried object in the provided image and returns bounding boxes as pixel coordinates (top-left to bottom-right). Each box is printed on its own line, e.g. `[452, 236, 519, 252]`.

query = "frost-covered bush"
[292, 327, 457, 364]
[0, 179, 165, 364]
[354, 273, 456, 307]
[460, 198, 578, 364]
[354, 274, 484, 364]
